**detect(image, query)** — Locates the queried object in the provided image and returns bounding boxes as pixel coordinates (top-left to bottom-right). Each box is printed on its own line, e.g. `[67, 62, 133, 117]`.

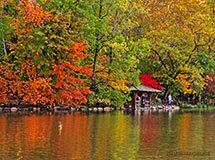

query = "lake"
[0, 110, 214, 160]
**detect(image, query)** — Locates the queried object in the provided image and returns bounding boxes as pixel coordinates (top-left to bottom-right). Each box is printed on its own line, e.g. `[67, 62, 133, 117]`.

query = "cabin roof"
[130, 85, 162, 93]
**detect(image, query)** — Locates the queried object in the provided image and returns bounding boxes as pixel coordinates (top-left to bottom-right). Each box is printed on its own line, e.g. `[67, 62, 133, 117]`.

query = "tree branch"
[100, 0, 114, 19]
[151, 48, 168, 71]
[167, 51, 174, 71]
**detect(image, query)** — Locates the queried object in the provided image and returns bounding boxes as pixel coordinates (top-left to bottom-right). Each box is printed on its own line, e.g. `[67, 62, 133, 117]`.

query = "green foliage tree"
[73, 0, 150, 107]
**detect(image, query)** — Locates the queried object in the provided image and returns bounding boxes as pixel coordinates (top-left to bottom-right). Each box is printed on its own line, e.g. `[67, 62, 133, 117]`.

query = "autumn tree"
[139, 0, 215, 101]
[0, 0, 92, 107]
[50, 42, 92, 107]
[74, 0, 149, 107]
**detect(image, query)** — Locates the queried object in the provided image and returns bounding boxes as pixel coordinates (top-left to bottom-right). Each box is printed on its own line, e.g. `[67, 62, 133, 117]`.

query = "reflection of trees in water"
[0, 114, 55, 159]
[0, 115, 7, 154]
[177, 113, 207, 152]
[89, 112, 140, 160]
[56, 113, 91, 160]
[178, 113, 193, 150]
[204, 114, 215, 153]
[139, 114, 161, 149]
[0, 112, 214, 159]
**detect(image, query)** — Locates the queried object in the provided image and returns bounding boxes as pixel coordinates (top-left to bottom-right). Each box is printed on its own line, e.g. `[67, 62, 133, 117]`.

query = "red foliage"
[139, 73, 162, 89]
[51, 42, 92, 107]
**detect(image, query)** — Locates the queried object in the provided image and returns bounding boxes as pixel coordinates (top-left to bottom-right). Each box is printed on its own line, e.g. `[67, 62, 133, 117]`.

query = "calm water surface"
[0, 110, 215, 160]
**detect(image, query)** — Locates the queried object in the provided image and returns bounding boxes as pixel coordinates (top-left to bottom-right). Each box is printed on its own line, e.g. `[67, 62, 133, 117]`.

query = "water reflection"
[0, 111, 214, 160]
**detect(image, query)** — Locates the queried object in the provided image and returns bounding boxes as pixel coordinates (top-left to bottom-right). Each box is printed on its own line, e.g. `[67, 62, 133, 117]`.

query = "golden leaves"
[177, 74, 194, 94]
[177, 73, 206, 94]
[96, 53, 129, 92]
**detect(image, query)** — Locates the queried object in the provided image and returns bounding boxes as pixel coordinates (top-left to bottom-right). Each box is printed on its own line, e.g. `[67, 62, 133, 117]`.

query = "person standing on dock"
[168, 94, 172, 110]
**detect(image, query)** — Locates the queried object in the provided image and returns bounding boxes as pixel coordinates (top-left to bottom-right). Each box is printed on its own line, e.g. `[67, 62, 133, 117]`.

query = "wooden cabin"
[130, 85, 162, 109]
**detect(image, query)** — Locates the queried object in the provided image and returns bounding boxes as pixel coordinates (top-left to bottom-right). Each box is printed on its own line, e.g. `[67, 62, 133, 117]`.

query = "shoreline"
[0, 104, 214, 114]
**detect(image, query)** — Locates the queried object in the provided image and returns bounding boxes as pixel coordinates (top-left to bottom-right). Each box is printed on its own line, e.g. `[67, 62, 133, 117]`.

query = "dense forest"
[0, 0, 214, 108]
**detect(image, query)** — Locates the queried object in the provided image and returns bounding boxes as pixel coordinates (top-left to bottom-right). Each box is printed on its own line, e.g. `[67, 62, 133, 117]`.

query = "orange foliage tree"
[0, 67, 8, 104]
[0, 43, 92, 107]
[14, 0, 52, 35]
[9, 0, 52, 55]
[0, 61, 54, 106]
[0, 0, 92, 107]
[51, 42, 92, 107]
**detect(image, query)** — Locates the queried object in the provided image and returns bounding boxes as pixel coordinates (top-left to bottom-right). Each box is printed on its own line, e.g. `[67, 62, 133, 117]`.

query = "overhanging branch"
[151, 48, 168, 71]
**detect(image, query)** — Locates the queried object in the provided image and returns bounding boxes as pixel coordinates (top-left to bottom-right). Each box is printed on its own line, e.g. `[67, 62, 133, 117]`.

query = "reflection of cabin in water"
[129, 85, 162, 109]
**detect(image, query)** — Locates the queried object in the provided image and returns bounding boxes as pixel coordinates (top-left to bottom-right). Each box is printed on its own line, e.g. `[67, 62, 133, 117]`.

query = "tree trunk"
[162, 83, 173, 104]
[1, 0, 7, 55]
[1, 31, 7, 55]
[91, 0, 103, 92]
[91, 42, 99, 92]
